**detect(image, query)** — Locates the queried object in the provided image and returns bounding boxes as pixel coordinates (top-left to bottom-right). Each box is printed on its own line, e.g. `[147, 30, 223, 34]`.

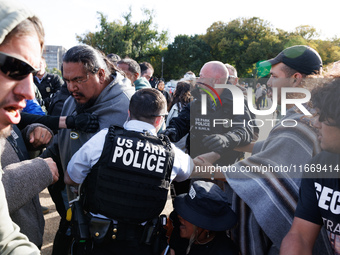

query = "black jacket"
[34, 73, 64, 111]
[167, 88, 254, 165]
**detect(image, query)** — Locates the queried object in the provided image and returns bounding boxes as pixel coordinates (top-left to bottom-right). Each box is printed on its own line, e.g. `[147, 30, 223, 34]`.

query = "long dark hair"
[62, 45, 124, 81]
[170, 81, 192, 111]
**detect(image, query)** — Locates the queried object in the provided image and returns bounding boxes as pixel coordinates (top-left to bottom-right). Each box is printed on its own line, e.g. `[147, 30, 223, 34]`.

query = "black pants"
[256, 96, 263, 110]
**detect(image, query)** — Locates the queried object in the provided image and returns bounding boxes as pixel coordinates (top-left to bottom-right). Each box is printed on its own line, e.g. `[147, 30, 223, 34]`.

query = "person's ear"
[291, 73, 303, 87]
[98, 68, 105, 83]
[154, 116, 162, 126]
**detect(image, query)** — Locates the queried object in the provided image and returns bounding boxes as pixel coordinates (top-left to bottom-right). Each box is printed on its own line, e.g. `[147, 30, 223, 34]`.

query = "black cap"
[174, 181, 237, 231]
[260, 45, 322, 75]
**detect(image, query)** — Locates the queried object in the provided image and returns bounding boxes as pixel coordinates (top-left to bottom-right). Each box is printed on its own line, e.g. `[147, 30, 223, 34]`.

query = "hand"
[66, 113, 99, 133]
[162, 128, 177, 142]
[202, 134, 230, 152]
[195, 152, 221, 165]
[191, 156, 213, 179]
[43, 157, 59, 184]
[29, 126, 53, 148]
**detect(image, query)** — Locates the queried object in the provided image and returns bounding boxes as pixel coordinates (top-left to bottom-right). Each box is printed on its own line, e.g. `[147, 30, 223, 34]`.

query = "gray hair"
[225, 63, 237, 77]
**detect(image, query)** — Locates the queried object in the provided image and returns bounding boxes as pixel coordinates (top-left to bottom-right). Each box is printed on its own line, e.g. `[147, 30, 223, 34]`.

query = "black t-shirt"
[295, 151, 340, 254]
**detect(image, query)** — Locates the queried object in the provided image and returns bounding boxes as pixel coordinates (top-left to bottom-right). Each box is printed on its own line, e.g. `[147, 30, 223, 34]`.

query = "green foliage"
[162, 35, 212, 80]
[46, 68, 62, 77]
[76, 8, 169, 62]
[76, 9, 340, 80]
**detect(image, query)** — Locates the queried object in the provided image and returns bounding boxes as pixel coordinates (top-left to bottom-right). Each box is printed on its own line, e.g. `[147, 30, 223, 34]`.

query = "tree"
[76, 8, 169, 62]
[46, 67, 62, 77]
[163, 35, 212, 80]
[314, 39, 340, 65]
[202, 17, 283, 77]
[294, 25, 319, 41]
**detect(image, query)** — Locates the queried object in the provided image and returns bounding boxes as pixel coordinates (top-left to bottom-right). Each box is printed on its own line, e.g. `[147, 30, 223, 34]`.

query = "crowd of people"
[0, 1, 340, 255]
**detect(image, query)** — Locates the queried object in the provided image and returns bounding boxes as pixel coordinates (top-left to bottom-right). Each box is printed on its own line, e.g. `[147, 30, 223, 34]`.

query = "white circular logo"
[70, 131, 79, 140]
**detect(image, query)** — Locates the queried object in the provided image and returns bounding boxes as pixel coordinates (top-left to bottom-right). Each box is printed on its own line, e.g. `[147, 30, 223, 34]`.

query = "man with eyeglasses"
[40, 44, 135, 254]
[0, 0, 59, 254]
[64, 88, 194, 254]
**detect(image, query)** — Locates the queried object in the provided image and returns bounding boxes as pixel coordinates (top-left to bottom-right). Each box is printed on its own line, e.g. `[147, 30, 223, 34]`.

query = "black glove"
[202, 134, 230, 152]
[161, 128, 177, 142]
[66, 113, 99, 133]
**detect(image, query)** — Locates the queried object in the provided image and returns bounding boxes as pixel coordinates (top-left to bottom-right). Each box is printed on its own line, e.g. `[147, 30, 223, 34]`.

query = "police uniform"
[34, 73, 64, 111]
[169, 88, 253, 166]
[67, 120, 194, 254]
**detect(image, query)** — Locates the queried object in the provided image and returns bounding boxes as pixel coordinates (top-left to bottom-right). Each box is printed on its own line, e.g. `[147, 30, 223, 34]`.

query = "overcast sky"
[17, 0, 340, 50]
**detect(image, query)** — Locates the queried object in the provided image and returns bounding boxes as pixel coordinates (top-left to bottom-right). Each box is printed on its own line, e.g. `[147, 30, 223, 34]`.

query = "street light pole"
[161, 57, 164, 79]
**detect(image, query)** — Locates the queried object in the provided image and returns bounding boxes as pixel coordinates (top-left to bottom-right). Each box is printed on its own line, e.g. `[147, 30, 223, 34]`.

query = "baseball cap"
[174, 181, 237, 231]
[0, 0, 34, 45]
[260, 45, 322, 75]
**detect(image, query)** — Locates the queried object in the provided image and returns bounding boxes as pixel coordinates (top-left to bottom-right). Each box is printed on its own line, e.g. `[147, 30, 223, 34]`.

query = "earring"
[207, 232, 210, 238]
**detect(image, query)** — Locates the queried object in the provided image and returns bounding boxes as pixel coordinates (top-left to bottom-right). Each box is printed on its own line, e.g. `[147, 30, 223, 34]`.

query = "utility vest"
[83, 126, 174, 224]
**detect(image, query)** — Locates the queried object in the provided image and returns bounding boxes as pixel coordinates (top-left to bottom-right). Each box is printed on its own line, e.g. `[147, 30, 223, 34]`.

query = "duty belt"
[89, 215, 166, 245]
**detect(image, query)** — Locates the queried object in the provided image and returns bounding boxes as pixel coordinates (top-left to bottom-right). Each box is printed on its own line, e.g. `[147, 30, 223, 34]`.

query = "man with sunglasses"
[40, 44, 135, 254]
[64, 88, 194, 254]
[0, 0, 59, 254]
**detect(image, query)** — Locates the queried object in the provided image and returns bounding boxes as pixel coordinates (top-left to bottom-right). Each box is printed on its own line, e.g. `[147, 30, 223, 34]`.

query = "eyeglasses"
[0, 51, 40, 80]
[64, 74, 90, 85]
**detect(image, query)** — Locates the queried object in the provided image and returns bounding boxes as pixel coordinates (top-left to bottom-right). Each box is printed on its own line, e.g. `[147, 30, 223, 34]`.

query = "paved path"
[40, 189, 60, 255]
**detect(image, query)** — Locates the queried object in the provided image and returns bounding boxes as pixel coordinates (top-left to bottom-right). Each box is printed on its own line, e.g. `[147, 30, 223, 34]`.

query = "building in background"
[43, 45, 67, 70]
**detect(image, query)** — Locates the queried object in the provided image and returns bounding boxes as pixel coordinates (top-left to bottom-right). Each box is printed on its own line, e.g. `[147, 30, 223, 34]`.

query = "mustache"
[72, 92, 85, 97]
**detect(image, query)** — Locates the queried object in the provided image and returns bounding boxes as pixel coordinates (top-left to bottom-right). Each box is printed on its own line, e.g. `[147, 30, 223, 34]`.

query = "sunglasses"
[0, 51, 40, 80]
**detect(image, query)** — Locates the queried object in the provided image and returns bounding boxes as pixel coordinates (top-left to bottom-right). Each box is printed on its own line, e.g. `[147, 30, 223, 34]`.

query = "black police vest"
[189, 96, 243, 166]
[83, 126, 174, 224]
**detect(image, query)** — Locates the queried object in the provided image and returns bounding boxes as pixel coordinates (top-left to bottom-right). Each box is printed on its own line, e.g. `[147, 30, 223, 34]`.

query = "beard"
[0, 124, 12, 139]
[75, 97, 97, 114]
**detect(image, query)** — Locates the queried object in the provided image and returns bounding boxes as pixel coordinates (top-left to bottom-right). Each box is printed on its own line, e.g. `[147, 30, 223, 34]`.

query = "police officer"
[64, 88, 194, 255]
[34, 56, 64, 112]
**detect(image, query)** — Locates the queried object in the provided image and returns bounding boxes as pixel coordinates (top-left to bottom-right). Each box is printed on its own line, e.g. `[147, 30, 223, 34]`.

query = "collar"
[123, 120, 157, 136]
[34, 73, 47, 83]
